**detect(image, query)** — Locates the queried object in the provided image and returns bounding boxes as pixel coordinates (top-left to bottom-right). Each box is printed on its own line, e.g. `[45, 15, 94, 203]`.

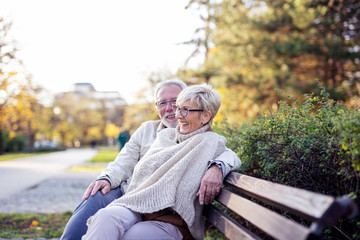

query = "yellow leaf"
[9, 71, 18, 76]
[31, 220, 39, 227]
[9, 131, 16, 139]
[105, 123, 121, 138]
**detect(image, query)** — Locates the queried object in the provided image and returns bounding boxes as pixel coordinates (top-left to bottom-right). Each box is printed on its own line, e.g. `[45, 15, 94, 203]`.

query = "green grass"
[89, 150, 119, 163]
[0, 212, 72, 238]
[70, 149, 119, 172]
[0, 211, 223, 239]
[95, 145, 119, 151]
[0, 148, 119, 238]
[205, 227, 227, 240]
[0, 152, 49, 162]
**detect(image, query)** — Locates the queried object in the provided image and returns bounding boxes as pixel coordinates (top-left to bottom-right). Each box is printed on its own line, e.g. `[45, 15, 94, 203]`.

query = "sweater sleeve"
[97, 121, 158, 189]
[212, 147, 241, 176]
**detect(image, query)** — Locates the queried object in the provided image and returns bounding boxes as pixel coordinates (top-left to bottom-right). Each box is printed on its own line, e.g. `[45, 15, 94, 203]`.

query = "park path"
[0, 148, 104, 213]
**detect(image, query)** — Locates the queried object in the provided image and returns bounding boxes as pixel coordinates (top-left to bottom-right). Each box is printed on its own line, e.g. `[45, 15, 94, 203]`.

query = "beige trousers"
[82, 206, 183, 240]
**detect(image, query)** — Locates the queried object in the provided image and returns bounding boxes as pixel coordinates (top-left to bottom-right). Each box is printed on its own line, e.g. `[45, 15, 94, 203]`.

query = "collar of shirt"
[157, 122, 167, 133]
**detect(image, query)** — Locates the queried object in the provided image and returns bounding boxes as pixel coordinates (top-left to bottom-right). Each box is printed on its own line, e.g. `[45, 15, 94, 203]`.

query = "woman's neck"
[175, 124, 210, 143]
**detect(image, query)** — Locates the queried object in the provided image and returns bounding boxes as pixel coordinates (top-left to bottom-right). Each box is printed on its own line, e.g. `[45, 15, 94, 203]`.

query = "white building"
[63, 82, 127, 108]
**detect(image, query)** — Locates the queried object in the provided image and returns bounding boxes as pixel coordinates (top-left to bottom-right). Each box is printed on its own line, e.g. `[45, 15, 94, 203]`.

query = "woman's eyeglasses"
[176, 106, 203, 117]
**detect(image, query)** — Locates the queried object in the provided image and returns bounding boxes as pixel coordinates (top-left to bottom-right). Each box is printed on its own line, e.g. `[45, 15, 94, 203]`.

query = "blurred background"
[0, 0, 359, 154]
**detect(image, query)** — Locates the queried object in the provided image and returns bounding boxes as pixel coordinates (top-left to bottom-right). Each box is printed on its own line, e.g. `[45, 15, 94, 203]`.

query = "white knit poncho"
[109, 124, 227, 240]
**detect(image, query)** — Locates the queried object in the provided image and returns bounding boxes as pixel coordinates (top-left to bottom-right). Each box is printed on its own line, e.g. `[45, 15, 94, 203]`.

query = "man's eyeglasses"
[155, 99, 177, 108]
[176, 106, 203, 117]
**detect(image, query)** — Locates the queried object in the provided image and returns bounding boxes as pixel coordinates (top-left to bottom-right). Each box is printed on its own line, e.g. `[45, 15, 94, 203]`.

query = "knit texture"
[109, 124, 227, 240]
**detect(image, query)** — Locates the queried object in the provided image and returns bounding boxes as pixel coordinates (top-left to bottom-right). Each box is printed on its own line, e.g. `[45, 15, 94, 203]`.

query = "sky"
[0, 0, 202, 104]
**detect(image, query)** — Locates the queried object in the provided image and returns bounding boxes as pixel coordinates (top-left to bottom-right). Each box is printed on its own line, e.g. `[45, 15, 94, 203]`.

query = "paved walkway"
[0, 172, 94, 239]
[0, 148, 99, 200]
[0, 171, 100, 213]
[0, 149, 107, 240]
[0, 149, 105, 213]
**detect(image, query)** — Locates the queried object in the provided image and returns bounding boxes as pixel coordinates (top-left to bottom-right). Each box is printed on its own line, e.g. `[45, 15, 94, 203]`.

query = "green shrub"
[1, 131, 27, 152]
[1, 131, 10, 152]
[214, 87, 359, 239]
[6, 135, 27, 152]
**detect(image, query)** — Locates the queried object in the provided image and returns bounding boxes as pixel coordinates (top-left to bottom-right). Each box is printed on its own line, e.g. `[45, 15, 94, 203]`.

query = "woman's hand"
[82, 180, 111, 200]
[197, 165, 223, 205]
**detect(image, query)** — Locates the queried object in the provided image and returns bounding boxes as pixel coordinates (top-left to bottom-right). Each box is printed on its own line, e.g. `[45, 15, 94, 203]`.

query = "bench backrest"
[203, 172, 358, 240]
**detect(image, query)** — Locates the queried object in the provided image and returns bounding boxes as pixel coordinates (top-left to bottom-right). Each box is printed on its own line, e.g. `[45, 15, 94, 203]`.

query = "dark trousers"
[60, 187, 123, 240]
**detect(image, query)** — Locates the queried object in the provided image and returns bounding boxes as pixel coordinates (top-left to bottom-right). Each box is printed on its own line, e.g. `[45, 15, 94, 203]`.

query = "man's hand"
[82, 180, 111, 200]
[197, 165, 223, 205]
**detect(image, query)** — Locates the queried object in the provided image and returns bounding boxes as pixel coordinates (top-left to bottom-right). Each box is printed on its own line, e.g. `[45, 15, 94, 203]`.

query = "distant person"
[90, 141, 96, 149]
[117, 130, 130, 151]
[60, 79, 241, 240]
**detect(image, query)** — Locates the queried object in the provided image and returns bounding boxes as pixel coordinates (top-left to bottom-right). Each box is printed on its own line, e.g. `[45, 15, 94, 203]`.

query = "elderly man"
[61, 79, 241, 240]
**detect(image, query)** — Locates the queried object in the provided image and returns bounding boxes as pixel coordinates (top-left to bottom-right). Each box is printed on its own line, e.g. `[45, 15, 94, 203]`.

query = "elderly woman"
[83, 84, 228, 240]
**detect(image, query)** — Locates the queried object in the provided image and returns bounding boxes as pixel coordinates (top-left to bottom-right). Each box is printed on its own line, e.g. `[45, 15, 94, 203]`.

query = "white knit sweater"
[109, 124, 227, 240]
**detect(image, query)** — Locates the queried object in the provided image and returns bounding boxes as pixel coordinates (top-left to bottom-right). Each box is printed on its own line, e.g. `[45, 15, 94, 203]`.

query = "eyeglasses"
[176, 106, 203, 117]
[155, 99, 177, 108]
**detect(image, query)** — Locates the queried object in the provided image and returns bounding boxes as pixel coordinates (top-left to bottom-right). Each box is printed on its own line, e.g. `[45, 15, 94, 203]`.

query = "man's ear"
[201, 111, 212, 124]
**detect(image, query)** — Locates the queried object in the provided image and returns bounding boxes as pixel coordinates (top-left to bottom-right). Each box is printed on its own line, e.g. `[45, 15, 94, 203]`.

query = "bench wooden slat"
[203, 204, 260, 240]
[225, 172, 335, 221]
[216, 189, 310, 240]
[204, 171, 358, 239]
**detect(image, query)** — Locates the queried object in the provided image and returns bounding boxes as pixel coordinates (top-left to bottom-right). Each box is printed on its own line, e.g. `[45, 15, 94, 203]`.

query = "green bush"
[6, 135, 27, 152]
[214, 87, 359, 239]
[1, 131, 27, 152]
[1, 131, 10, 152]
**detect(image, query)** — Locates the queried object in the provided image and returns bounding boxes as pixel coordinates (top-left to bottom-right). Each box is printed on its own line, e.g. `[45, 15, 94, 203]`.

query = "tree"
[122, 87, 158, 134]
[182, 0, 219, 83]
[182, 0, 360, 122]
[105, 123, 121, 145]
[53, 92, 105, 147]
[0, 18, 23, 154]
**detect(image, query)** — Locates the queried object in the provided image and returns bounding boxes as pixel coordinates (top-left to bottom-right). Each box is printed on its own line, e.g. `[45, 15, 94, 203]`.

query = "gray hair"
[153, 79, 187, 102]
[176, 84, 222, 125]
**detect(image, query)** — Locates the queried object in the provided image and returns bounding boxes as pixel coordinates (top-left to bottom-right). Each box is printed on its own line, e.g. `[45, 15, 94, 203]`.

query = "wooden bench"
[203, 171, 358, 240]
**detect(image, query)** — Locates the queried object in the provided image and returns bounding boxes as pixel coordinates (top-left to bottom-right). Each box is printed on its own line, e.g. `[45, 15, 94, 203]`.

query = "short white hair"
[153, 79, 187, 102]
[176, 84, 222, 125]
